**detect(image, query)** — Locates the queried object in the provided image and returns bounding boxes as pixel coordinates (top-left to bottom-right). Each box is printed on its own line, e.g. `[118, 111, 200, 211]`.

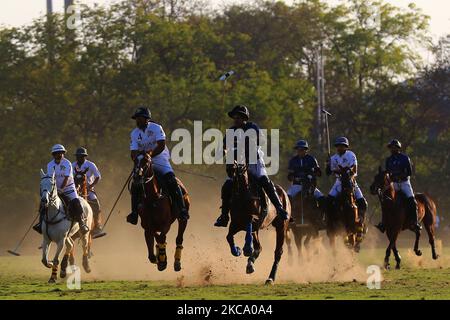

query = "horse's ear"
[40, 169, 45, 178]
[378, 166, 382, 174]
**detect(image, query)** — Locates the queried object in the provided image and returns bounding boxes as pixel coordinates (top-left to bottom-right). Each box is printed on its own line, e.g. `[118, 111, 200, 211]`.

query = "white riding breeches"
[248, 158, 268, 178]
[329, 179, 364, 199]
[393, 179, 414, 198]
[287, 184, 323, 199]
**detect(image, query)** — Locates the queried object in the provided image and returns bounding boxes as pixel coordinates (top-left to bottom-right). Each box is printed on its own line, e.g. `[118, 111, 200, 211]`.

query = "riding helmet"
[228, 105, 250, 121]
[51, 144, 67, 154]
[387, 139, 402, 149]
[75, 147, 88, 156]
[294, 140, 309, 150]
[334, 137, 349, 147]
[131, 107, 151, 120]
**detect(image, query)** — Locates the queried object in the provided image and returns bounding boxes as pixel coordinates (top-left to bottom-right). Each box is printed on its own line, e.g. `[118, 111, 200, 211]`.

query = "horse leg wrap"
[156, 243, 167, 261]
[175, 245, 183, 261]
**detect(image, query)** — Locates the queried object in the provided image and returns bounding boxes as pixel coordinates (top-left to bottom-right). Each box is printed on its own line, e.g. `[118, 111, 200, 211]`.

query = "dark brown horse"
[136, 156, 189, 272]
[370, 167, 439, 269]
[286, 177, 326, 262]
[327, 166, 365, 252]
[74, 168, 89, 200]
[226, 163, 290, 285]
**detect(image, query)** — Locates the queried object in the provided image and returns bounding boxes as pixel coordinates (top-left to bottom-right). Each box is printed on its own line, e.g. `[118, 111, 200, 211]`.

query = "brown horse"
[135, 156, 189, 272]
[286, 177, 326, 262]
[326, 166, 365, 252]
[226, 163, 290, 285]
[370, 167, 439, 269]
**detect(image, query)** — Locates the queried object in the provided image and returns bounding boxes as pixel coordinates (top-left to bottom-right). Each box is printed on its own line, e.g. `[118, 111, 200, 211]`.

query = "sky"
[0, 0, 448, 39]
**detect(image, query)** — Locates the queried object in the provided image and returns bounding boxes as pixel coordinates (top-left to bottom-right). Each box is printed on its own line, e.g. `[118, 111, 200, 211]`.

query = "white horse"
[39, 169, 93, 283]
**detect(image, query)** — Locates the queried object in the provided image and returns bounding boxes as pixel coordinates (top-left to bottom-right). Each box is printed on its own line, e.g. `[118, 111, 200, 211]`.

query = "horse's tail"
[415, 192, 437, 224]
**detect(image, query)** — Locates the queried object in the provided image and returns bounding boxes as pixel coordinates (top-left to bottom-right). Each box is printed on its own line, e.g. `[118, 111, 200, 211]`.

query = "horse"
[134, 155, 190, 272]
[370, 167, 439, 269]
[286, 177, 326, 262]
[226, 163, 290, 285]
[326, 166, 365, 252]
[39, 169, 93, 283]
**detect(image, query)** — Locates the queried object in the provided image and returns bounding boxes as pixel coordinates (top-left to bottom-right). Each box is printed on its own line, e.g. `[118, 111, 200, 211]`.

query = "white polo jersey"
[130, 122, 170, 159]
[329, 150, 358, 178]
[47, 158, 77, 196]
[72, 160, 101, 185]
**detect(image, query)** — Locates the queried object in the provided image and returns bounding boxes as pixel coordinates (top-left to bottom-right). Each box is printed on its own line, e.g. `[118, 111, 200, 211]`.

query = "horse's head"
[228, 161, 249, 194]
[40, 169, 56, 207]
[339, 165, 355, 196]
[370, 166, 390, 195]
[74, 167, 89, 198]
[134, 153, 155, 181]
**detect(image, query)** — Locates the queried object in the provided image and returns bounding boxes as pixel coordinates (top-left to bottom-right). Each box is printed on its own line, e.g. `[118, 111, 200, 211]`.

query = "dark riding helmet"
[75, 147, 88, 156]
[387, 139, 402, 149]
[294, 139, 309, 150]
[334, 136, 349, 147]
[131, 107, 151, 120]
[228, 105, 250, 121]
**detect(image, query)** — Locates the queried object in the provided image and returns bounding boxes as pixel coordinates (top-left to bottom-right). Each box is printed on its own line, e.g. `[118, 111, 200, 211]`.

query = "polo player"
[375, 139, 422, 233]
[33, 144, 90, 235]
[72, 147, 106, 238]
[325, 137, 368, 222]
[127, 107, 189, 225]
[214, 105, 289, 227]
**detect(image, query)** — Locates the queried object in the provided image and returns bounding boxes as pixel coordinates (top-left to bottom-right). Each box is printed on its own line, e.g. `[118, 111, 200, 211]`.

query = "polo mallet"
[101, 169, 134, 231]
[7, 212, 40, 256]
[153, 163, 217, 180]
[322, 108, 332, 157]
[219, 70, 234, 110]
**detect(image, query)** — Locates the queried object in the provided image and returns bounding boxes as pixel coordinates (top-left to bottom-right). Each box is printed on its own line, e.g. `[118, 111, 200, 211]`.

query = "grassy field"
[1, 247, 450, 300]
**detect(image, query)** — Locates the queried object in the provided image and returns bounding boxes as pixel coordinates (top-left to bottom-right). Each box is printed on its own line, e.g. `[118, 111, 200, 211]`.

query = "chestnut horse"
[134, 156, 189, 272]
[326, 166, 365, 252]
[370, 167, 439, 269]
[226, 163, 290, 285]
[286, 177, 326, 262]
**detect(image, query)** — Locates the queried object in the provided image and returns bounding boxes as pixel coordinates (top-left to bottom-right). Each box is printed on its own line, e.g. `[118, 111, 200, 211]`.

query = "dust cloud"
[0, 168, 447, 286]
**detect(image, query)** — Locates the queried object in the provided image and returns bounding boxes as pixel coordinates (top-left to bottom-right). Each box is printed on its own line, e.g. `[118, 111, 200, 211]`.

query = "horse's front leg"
[266, 219, 287, 285]
[144, 229, 156, 264]
[48, 239, 64, 283]
[384, 241, 392, 270]
[246, 231, 261, 274]
[60, 237, 74, 278]
[226, 224, 241, 257]
[41, 236, 52, 269]
[413, 228, 422, 256]
[80, 232, 91, 273]
[174, 218, 188, 272]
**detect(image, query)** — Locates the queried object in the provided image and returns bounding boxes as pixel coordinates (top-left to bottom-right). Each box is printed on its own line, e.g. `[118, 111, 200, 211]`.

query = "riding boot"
[165, 172, 189, 221]
[259, 176, 289, 220]
[33, 204, 46, 234]
[214, 179, 233, 227]
[71, 199, 89, 235]
[408, 197, 422, 232]
[288, 195, 295, 224]
[259, 185, 268, 219]
[126, 182, 140, 225]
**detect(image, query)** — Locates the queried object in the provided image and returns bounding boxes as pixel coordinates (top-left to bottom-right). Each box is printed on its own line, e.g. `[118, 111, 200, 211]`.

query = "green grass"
[1, 249, 450, 300]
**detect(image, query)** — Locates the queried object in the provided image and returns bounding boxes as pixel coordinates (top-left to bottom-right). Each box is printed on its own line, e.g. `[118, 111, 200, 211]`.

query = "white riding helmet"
[51, 144, 67, 154]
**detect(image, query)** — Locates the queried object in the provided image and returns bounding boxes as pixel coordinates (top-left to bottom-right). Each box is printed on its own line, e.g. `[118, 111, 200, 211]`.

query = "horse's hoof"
[231, 247, 242, 257]
[246, 264, 255, 274]
[60, 270, 66, 279]
[48, 277, 56, 284]
[174, 260, 181, 272]
[42, 260, 52, 269]
[384, 263, 390, 271]
[82, 256, 91, 273]
[433, 254, 439, 260]
[158, 262, 167, 271]
[415, 250, 422, 256]
[149, 256, 157, 264]
[243, 246, 253, 257]
[265, 278, 274, 285]
[395, 264, 401, 270]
